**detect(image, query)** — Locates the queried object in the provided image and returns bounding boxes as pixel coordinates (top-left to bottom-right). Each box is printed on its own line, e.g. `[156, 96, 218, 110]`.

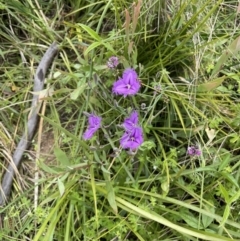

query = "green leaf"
[220, 171, 239, 189]
[54, 147, 70, 167]
[211, 36, 240, 77]
[216, 85, 231, 93]
[220, 204, 230, 227]
[103, 171, 118, 214]
[229, 189, 240, 203]
[84, 42, 102, 55]
[229, 133, 239, 144]
[180, 209, 204, 229]
[38, 159, 59, 174]
[70, 83, 87, 100]
[101, 165, 111, 174]
[139, 140, 156, 151]
[197, 76, 225, 92]
[57, 178, 65, 197]
[218, 183, 229, 203]
[79, 24, 101, 41]
[201, 201, 215, 229]
[218, 152, 231, 171]
[101, 42, 116, 55]
[161, 181, 169, 194]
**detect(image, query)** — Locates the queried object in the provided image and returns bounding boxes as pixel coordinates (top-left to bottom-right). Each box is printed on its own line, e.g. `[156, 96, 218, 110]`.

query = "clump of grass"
[1, 0, 240, 240]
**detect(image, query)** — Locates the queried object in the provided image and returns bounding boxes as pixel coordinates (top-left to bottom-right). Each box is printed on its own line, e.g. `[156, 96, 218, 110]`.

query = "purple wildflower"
[187, 146, 201, 156]
[83, 114, 101, 140]
[123, 111, 138, 131]
[120, 111, 143, 150]
[120, 127, 143, 150]
[112, 68, 140, 97]
[107, 56, 119, 69]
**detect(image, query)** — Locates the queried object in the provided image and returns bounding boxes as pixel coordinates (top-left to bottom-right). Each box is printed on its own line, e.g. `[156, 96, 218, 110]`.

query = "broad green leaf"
[70, 84, 87, 100]
[220, 204, 230, 227]
[197, 76, 225, 92]
[161, 181, 169, 194]
[102, 42, 116, 55]
[38, 159, 59, 174]
[230, 134, 239, 144]
[103, 171, 118, 214]
[139, 140, 156, 151]
[230, 189, 240, 203]
[84, 41, 102, 55]
[53, 71, 61, 79]
[90, 96, 105, 109]
[211, 36, 240, 77]
[79, 24, 101, 41]
[218, 152, 231, 171]
[101, 165, 111, 174]
[180, 209, 204, 229]
[54, 147, 70, 167]
[218, 183, 229, 203]
[201, 201, 215, 229]
[57, 178, 65, 197]
[216, 85, 231, 93]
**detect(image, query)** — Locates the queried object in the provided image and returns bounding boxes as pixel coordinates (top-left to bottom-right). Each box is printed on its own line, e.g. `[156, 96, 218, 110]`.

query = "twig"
[0, 42, 58, 206]
[34, 85, 48, 211]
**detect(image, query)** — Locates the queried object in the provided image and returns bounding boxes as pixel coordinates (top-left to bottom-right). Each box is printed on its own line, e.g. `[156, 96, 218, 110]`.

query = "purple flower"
[112, 68, 140, 97]
[120, 111, 143, 150]
[83, 114, 101, 140]
[107, 56, 119, 69]
[123, 111, 138, 131]
[187, 146, 201, 156]
[120, 127, 143, 150]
